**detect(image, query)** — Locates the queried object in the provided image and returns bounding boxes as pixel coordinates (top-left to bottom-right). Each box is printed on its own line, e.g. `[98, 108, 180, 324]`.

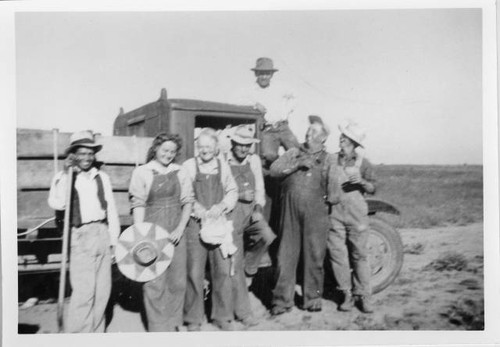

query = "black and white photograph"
[1, 1, 499, 346]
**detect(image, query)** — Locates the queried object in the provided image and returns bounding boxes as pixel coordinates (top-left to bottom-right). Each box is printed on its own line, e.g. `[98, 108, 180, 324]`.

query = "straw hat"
[65, 130, 102, 154]
[338, 120, 366, 148]
[251, 57, 278, 72]
[230, 125, 260, 145]
[114, 222, 174, 282]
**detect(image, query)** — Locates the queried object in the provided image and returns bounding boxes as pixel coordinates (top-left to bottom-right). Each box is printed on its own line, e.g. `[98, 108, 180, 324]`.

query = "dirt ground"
[18, 223, 484, 333]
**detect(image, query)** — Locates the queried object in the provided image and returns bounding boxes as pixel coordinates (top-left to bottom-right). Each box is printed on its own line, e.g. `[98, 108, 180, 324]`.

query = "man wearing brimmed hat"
[48, 130, 120, 332]
[242, 57, 300, 168]
[326, 120, 376, 314]
[268, 115, 341, 315]
[225, 125, 277, 326]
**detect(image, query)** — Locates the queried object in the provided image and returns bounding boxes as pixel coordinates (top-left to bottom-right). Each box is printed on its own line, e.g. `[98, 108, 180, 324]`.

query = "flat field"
[18, 165, 485, 332]
[373, 165, 483, 228]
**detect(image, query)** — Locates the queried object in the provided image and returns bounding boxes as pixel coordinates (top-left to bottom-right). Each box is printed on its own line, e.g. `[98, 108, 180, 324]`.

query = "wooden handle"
[57, 167, 73, 333]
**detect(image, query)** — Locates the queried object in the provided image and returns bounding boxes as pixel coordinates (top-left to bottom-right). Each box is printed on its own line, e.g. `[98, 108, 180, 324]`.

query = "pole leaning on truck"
[57, 166, 73, 333]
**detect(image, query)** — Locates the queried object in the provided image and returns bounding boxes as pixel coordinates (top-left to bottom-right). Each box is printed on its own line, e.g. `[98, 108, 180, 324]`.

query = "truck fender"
[366, 198, 401, 216]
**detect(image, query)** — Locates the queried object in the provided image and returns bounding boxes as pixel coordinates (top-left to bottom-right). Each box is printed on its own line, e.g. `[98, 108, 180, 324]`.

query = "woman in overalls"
[326, 121, 376, 314]
[129, 133, 193, 331]
[182, 128, 238, 331]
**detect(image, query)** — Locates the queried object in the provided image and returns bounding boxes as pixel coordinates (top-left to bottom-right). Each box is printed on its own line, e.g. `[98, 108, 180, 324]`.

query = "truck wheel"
[368, 217, 404, 294]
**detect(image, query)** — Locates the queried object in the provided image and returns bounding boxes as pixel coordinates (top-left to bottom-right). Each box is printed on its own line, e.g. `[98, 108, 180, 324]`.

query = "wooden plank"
[17, 160, 135, 191]
[17, 190, 132, 228]
[17, 129, 154, 165]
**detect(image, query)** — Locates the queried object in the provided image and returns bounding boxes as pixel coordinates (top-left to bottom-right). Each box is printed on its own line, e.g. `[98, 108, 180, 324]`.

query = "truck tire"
[368, 217, 404, 294]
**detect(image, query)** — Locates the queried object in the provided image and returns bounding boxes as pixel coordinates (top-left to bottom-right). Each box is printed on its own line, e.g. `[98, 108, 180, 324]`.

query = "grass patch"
[403, 242, 425, 255]
[373, 165, 483, 228]
[424, 252, 468, 272]
[441, 297, 484, 330]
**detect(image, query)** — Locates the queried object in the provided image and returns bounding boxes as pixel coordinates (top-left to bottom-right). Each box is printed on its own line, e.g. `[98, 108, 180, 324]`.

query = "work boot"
[240, 315, 259, 327]
[213, 320, 236, 331]
[338, 291, 354, 312]
[187, 323, 201, 332]
[270, 306, 292, 317]
[357, 296, 374, 314]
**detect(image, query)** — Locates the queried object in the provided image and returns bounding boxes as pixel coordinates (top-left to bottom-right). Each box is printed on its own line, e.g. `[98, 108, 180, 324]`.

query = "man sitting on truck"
[243, 57, 300, 169]
[48, 130, 120, 333]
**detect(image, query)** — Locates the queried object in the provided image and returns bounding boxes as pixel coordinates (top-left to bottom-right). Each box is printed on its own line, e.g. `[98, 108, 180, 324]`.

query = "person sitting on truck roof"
[225, 125, 276, 327]
[48, 130, 120, 333]
[326, 120, 377, 314]
[182, 128, 239, 331]
[242, 57, 300, 169]
[128, 133, 194, 332]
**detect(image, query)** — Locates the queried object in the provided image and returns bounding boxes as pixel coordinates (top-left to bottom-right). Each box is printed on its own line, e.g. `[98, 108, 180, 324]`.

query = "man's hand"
[240, 189, 255, 203]
[168, 227, 184, 245]
[64, 153, 81, 173]
[206, 203, 225, 219]
[348, 173, 363, 184]
[254, 103, 267, 114]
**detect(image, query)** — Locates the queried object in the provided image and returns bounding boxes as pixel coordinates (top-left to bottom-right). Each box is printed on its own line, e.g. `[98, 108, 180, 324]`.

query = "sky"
[15, 9, 482, 165]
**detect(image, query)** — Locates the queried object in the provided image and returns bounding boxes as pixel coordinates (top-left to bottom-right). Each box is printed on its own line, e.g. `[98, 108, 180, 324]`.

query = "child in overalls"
[327, 121, 376, 314]
[129, 133, 194, 331]
[182, 128, 239, 331]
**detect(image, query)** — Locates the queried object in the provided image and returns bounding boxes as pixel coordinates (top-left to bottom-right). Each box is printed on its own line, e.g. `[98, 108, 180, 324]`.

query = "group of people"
[47, 57, 376, 333]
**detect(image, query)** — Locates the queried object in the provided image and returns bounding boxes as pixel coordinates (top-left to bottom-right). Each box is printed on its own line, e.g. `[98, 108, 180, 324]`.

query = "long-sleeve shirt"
[269, 145, 341, 203]
[226, 152, 266, 207]
[182, 156, 238, 214]
[239, 82, 297, 125]
[337, 151, 376, 195]
[128, 160, 194, 209]
[48, 167, 120, 246]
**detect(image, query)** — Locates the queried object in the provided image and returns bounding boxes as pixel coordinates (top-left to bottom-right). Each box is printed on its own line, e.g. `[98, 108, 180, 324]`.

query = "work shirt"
[48, 167, 120, 246]
[182, 156, 238, 214]
[241, 82, 297, 125]
[270, 144, 340, 203]
[128, 160, 194, 209]
[226, 152, 266, 208]
[337, 151, 376, 195]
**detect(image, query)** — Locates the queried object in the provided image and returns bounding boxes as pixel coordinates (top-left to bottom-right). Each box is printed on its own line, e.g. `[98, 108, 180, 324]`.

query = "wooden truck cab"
[17, 89, 263, 273]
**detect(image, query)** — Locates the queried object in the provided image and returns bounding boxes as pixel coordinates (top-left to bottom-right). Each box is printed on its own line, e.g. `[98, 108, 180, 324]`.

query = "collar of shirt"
[145, 160, 179, 174]
[338, 150, 358, 165]
[76, 167, 99, 180]
[227, 151, 250, 166]
[195, 156, 220, 173]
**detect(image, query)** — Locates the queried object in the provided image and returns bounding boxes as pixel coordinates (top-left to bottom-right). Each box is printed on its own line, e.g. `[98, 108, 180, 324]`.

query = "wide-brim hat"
[230, 125, 260, 145]
[338, 120, 366, 148]
[115, 222, 174, 282]
[65, 130, 103, 155]
[251, 57, 278, 72]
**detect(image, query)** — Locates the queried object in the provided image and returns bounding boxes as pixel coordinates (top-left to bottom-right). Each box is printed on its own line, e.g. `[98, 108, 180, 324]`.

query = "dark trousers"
[260, 121, 299, 165]
[272, 191, 329, 310]
[231, 228, 252, 321]
[143, 236, 187, 331]
[184, 219, 233, 325]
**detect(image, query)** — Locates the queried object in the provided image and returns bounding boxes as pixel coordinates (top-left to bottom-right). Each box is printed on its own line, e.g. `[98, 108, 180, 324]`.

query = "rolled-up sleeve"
[249, 154, 266, 207]
[48, 171, 68, 210]
[128, 166, 151, 210]
[220, 160, 238, 212]
[177, 166, 195, 206]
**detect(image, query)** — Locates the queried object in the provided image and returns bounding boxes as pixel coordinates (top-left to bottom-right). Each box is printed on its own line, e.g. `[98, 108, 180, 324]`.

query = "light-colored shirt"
[128, 160, 194, 209]
[241, 82, 297, 125]
[227, 152, 266, 207]
[182, 156, 238, 213]
[48, 167, 120, 246]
